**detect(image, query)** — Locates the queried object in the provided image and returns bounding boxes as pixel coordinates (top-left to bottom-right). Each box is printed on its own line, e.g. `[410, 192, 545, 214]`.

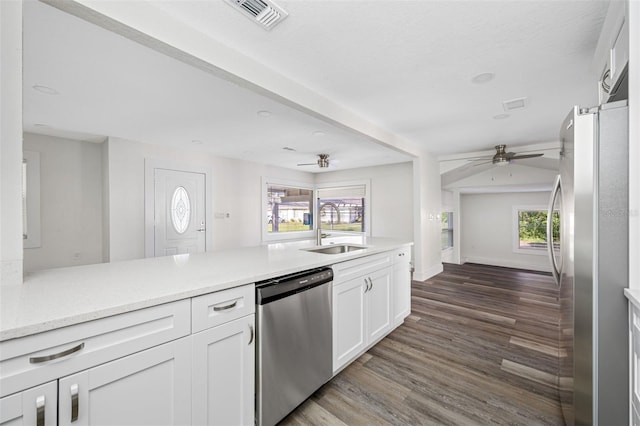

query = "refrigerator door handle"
[547, 174, 561, 286]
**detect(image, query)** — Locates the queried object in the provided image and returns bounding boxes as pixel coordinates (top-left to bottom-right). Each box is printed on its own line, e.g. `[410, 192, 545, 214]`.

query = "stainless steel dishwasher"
[255, 267, 333, 426]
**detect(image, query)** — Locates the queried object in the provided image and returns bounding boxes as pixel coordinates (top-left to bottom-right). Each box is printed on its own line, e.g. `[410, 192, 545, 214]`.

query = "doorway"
[145, 160, 211, 258]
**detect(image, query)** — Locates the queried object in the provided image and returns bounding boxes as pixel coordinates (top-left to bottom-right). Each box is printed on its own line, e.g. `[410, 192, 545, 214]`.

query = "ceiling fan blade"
[297, 162, 316, 166]
[472, 160, 493, 167]
[439, 155, 491, 162]
[511, 153, 544, 160]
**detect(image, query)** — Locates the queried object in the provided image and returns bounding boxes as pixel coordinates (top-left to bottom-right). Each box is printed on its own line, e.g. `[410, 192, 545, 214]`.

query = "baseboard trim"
[414, 263, 444, 281]
[461, 256, 551, 273]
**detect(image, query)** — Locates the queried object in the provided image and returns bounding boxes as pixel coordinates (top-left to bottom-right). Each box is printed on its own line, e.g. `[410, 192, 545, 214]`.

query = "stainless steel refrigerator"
[548, 100, 628, 425]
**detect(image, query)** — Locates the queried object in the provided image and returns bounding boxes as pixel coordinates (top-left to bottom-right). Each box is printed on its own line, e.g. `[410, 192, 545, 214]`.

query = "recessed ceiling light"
[312, 131, 325, 137]
[257, 110, 272, 117]
[493, 113, 510, 120]
[282, 146, 296, 151]
[32, 84, 59, 95]
[471, 73, 495, 84]
[33, 123, 49, 127]
[191, 139, 203, 145]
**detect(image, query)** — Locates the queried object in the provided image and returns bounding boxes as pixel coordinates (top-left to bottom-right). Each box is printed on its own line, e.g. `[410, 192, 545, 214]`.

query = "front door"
[153, 168, 206, 257]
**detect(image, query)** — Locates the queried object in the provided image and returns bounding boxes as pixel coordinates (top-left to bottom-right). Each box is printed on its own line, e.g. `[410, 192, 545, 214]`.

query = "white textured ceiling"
[23, 0, 609, 172]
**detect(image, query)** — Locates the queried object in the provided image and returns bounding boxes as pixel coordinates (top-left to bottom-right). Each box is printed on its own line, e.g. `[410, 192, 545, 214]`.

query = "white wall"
[629, 0, 639, 289]
[22, 133, 104, 272]
[314, 161, 414, 241]
[106, 137, 314, 261]
[1, 1, 24, 285]
[446, 163, 558, 191]
[460, 191, 552, 272]
[413, 153, 443, 280]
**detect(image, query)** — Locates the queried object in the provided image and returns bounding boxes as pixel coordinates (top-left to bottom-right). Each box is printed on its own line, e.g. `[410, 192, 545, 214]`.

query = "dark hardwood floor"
[281, 263, 564, 426]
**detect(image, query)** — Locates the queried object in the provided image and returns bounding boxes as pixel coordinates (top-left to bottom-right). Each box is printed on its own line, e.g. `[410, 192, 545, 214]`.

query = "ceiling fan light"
[494, 158, 509, 166]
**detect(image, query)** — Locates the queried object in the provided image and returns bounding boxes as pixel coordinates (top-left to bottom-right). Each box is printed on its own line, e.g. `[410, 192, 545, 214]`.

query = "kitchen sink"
[304, 244, 367, 255]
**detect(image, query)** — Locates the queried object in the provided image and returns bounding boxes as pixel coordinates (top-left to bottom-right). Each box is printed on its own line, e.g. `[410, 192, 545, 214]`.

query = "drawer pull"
[70, 384, 79, 422]
[36, 395, 45, 426]
[213, 300, 238, 312]
[248, 324, 254, 345]
[29, 343, 85, 364]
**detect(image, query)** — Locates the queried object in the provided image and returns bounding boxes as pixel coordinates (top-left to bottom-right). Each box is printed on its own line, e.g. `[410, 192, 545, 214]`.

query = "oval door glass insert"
[171, 186, 191, 234]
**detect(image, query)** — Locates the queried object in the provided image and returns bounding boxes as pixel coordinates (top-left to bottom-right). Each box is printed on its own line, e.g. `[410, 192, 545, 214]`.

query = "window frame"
[441, 211, 453, 251]
[23, 150, 41, 249]
[261, 177, 315, 242]
[315, 179, 371, 238]
[512, 205, 558, 256]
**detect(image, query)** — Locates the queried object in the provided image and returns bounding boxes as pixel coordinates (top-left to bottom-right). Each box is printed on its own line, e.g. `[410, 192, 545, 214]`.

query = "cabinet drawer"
[0, 300, 190, 398]
[332, 252, 393, 285]
[191, 284, 255, 333]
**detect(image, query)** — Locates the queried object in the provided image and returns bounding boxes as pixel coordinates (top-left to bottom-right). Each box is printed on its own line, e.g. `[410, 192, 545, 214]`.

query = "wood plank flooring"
[280, 263, 564, 426]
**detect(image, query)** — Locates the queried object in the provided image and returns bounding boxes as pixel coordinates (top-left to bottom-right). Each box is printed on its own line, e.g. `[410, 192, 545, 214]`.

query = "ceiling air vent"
[225, 0, 288, 30]
[502, 97, 528, 112]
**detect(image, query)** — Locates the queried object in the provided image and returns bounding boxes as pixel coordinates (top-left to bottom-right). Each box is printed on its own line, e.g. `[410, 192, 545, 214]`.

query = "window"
[441, 212, 453, 250]
[170, 186, 191, 234]
[317, 184, 367, 234]
[513, 207, 559, 254]
[264, 180, 313, 240]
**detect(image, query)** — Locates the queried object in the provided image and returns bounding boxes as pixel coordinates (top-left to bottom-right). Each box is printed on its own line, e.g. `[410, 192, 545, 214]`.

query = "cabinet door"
[0, 381, 57, 426]
[333, 277, 366, 372]
[393, 251, 412, 326]
[58, 338, 191, 426]
[192, 315, 254, 426]
[365, 267, 392, 343]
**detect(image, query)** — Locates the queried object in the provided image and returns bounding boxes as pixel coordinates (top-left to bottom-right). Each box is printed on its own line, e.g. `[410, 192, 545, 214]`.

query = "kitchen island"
[0, 237, 412, 426]
[1, 237, 411, 341]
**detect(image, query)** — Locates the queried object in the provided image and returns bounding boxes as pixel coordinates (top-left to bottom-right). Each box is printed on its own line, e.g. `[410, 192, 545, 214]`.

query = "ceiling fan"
[469, 144, 544, 166]
[297, 153, 330, 168]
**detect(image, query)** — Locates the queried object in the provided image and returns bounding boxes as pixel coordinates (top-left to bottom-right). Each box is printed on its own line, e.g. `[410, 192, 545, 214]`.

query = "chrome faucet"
[316, 228, 329, 245]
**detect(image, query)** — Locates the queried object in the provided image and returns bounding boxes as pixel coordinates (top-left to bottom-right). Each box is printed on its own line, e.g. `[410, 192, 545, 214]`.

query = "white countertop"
[625, 288, 640, 309]
[0, 237, 411, 341]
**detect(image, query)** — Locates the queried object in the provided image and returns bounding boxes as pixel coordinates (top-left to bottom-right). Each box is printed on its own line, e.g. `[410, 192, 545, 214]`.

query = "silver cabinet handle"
[213, 300, 238, 312]
[248, 324, 254, 345]
[368, 277, 373, 291]
[36, 395, 45, 426]
[29, 343, 84, 364]
[363, 278, 369, 293]
[70, 384, 79, 422]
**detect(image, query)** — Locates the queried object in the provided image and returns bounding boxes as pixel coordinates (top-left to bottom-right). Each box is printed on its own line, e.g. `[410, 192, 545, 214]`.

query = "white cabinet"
[365, 268, 392, 343]
[0, 300, 191, 399]
[57, 338, 191, 426]
[0, 283, 257, 426]
[392, 247, 412, 326]
[1, 338, 191, 426]
[191, 284, 255, 426]
[333, 275, 367, 370]
[332, 262, 393, 373]
[191, 315, 255, 426]
[0, 381, 57, 426]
